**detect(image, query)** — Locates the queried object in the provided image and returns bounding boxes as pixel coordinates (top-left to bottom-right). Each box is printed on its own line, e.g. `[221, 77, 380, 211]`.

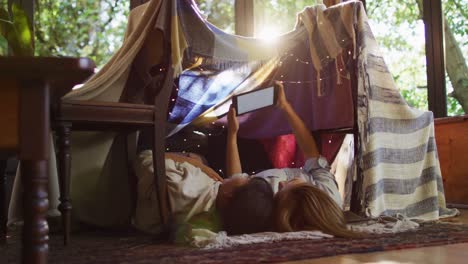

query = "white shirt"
[234, 157, 342, 207]
[133, 150, 221, 234]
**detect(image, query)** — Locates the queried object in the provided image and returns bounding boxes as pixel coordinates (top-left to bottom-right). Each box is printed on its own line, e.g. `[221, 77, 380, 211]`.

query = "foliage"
[400, 88, 428, 110]
[33, 0, 231, 67]
[194, 0, 321, 35]
[29, 0, 466, 115]
[0, 34, 7, 54]
[34, 0, 129, 68]
[195, 0, 235, 33]
[443, 0, 468, 59]
[255, 0, 321, 35]
[366, 0, 466, 116]
[447, 95, 465, 115]
[0, 1, 33, 56]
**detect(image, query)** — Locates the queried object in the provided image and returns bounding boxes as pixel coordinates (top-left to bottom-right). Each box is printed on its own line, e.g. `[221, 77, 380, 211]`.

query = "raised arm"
[226, 106, 242, 177]
[276, 82, 320, 159]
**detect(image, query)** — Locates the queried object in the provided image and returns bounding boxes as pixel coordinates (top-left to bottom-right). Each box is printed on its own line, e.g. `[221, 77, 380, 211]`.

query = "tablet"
[233, 86, 277, 116]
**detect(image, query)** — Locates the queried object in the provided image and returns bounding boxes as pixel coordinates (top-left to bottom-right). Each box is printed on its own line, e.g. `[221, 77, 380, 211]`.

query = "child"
[226, 81, 358, 238]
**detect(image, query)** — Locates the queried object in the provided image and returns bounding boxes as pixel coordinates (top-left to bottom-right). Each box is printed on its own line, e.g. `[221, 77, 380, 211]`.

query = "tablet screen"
[235, 86, 275, 115]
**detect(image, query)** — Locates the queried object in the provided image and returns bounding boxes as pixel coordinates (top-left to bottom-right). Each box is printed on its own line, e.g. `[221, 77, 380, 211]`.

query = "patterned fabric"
[261, 134, 302, 168]
[4, 222, 468, 263]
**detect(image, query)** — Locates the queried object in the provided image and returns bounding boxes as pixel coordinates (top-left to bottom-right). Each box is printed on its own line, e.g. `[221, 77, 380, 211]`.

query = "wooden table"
[0, 57, 95, 264]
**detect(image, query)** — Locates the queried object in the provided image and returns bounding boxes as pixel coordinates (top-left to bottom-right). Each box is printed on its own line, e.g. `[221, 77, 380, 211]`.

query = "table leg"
[56, 123, 72, 245]
[21, 160, 49, 264]
[19, 80, 50, 264]
[1, 159, 6, 243]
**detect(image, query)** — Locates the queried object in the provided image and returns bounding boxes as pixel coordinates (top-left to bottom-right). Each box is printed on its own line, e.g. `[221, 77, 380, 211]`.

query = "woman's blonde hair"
[274, 183, 362, 238]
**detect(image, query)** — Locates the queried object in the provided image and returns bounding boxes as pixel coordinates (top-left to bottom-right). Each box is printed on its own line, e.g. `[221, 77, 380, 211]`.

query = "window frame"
[238, 0, 448, 117]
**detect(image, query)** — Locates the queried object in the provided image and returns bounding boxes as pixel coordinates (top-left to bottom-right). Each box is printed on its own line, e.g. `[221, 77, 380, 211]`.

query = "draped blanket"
[10, 0, 457, 228]
[350, 4, 458, 219]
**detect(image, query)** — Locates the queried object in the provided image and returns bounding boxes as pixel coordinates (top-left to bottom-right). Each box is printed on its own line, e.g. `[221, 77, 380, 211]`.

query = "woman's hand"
[227, 105, 239, 135]
[274, 81, 320, 159]
[226, 105, 242, 176]
[275, 81, 290, 111]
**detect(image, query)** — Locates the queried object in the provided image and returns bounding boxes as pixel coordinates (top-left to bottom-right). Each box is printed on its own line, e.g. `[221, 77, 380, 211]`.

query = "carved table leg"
[20, 80, 50, 264]
[21, 160, 49, 264]
[56, 122, 72, 245]
[1, 159, 6, 243]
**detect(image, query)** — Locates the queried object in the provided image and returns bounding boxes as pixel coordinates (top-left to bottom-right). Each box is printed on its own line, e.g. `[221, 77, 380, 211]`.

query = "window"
[442, 0, 466, 116]
[254, 0, 322, 38]
[195, 0, 235, 34]
[35, 0, 129, 68]
[366, 0, 466, 116]
[366, 1, 429, 111]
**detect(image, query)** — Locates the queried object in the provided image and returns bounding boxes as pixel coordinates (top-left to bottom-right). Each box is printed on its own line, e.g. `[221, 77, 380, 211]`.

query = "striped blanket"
[351, 2, 458, 219]
[163, 0, 457, 220]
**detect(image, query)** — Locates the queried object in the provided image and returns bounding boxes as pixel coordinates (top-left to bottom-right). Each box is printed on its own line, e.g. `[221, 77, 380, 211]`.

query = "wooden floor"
[283, 209, 468, 264]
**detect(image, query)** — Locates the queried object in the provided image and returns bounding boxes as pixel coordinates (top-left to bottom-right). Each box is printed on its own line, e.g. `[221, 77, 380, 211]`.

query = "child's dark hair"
[220, 177, 274, 235]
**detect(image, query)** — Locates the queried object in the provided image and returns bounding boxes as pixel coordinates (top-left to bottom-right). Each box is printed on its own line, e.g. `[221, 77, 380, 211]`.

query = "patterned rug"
[3, 222, 468, 264]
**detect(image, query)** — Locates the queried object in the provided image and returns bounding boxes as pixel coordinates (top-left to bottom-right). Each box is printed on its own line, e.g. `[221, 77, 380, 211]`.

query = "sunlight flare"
[256, 26, 281, 44]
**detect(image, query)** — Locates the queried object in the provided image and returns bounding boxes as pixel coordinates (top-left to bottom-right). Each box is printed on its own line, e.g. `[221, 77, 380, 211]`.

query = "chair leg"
[350, 130, 362, 214]
[0, 159, 6, 243]
[56, 122, 72, 245]
[152, 64, 174, 229]
[349, 53, 363, 215]
[126, 132, 138, 220]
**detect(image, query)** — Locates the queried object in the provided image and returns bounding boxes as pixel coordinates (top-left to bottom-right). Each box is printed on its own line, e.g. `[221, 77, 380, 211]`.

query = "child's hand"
[227, 105, 239, 135]
[275, 81, 289, 110]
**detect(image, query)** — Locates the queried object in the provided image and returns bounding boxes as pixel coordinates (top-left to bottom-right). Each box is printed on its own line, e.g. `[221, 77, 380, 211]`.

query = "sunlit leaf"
[11, 3, 33, 56]
[34, 0, 129, 66]
[0, 7, 12, 37]
[0, 34, 8, 55]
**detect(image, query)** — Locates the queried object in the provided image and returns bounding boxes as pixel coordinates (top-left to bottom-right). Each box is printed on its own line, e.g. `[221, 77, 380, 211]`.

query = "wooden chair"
[53, 65, 174, 245]
[0, 57, 95, 262]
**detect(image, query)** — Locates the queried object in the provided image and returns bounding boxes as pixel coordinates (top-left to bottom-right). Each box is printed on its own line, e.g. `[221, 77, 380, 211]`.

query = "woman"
[226, 81, 359, 238]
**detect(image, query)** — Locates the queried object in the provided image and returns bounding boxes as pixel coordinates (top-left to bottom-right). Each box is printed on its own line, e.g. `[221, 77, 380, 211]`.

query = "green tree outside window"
[34, 0, 129, 68]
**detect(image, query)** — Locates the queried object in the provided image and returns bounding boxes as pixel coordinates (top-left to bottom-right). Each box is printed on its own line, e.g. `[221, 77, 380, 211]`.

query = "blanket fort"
[9, 0, 456, 228]
[160, 0, 458, 220]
